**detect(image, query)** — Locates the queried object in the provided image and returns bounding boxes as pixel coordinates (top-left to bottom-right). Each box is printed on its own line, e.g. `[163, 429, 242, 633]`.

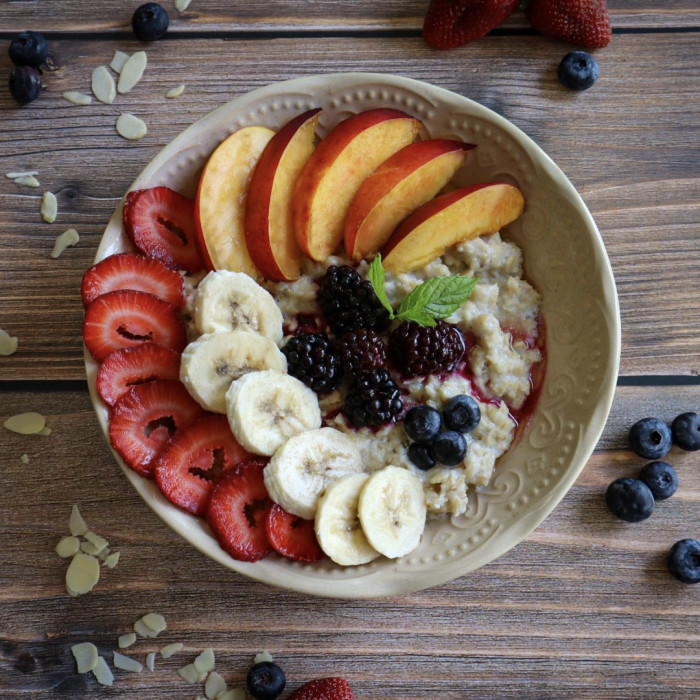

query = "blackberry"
[345, 369, 403, 428]
[338, 328, 387, 379]
[389, 320, 465, 377]
[282, 332, 342, 394]
[317, 265, 390, 337]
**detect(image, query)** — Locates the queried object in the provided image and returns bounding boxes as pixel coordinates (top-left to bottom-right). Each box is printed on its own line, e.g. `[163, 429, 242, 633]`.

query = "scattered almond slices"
[69, 504, 89, 536]
[110, 50, 130, 74]
[41, 191, 58, 223]
[92, 656, 115, 686]
[92, 65, 117, 104]
[0, 328, 19, 355]
[175, 0, 194, 11]
[116, 113, 148, 141]
[118, 632, 138, 649]
[71, 641, 99, 674]
[204, 670, 228, 698]
[5, 170, 38, 179]
[160, 641, 184, 658]
[134, 612, 167, 638]
[12, 174, 41, 187]
[50, 228, 80, 258]
[65, 551, 101, 596]
[4, 412, 46, 434]
[55, 536, 80, 558]
[117, 51, 148, 94]
[20, 453, 30, 464]
[113, 651, 144, 673]
[166, 84, 186, 98]
[63, 91, 93, 106]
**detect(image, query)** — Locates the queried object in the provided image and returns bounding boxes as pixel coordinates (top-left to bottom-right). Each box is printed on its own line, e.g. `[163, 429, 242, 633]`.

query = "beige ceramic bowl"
[86, 73, 620, 598]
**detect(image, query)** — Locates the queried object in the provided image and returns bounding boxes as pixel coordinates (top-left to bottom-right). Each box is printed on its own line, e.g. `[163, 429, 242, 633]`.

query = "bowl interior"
[88, 73, 620, 598]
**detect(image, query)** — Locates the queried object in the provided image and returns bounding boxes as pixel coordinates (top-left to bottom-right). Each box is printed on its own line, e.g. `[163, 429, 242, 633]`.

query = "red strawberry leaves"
[289, 677, 355, 700]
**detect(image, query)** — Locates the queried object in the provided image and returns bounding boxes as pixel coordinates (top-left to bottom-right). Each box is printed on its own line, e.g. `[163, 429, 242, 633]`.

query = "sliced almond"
[40, 191, 58, 223]
[253, 650, 274, 664]
[63, 91, 92, 106]
[92, 656, 114, 686]
[50, 228, 80, 258]
[146, 651, 156, 671]
[4, 412, 45, 434]
[55, 536, 80, 558]
[12, 175, 40, 187]
[178, 662, 206, 684]
[69, 504, 89, 537]
[118, 632, 137, 649]
[160, 642, 184, 659]
[91, 65, 117, 104]
[81, 531, 110, 556]
[175, 0, 193, 10]
[204, 670, 227, 699]
[65, 552, 100, 596]
[140, 612, 167, 635]
[116, 113, 148, 141]
[0, 328, 19, 356]
[117, 51, 147, 94]
[37, 426, 52, 436]
[103, 551, 120, 569]
[20, 453, 29, 464]
[193, 648, 215, 674]
[217, 690, 246, 700]
[165, 84, 185, 98]
[5, 170, 38, 179]
[113, 651, 143, 673]
[110, 50, 130, 74]
[71, 642, 99, 674]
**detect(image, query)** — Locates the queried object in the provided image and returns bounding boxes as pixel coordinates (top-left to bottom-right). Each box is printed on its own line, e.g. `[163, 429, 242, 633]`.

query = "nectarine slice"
[382, 182, 525, 274]
[292, 108, 422, 262]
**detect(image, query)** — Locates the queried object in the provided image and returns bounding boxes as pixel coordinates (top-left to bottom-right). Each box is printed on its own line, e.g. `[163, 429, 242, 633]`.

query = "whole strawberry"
[423, 0, 520, 50]
[525, 0, 611, 49]
[288, 676, 354, 700]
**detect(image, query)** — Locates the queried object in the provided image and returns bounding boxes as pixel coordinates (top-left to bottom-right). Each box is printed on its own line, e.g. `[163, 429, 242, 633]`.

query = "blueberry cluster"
[404, 395, 481, 471]
[605, 411, 699, 584]
[8, 31, 48, 104]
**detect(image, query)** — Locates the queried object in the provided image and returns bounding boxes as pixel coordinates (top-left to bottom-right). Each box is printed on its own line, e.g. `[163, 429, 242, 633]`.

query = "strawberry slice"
[155, 414, 253, 516]
[96, 342, 182, 407]
[109, 379, 203, 478]
[83, 289, 187, 362]
[206, 459, 273, 562]
[289, 678, 355, 700]
[525, 0, 611, 49]
[81, 252, 185, 308]
[422, 0, 520, 50]
[265, 504, 325, 563]
[123, 186, 204, 273]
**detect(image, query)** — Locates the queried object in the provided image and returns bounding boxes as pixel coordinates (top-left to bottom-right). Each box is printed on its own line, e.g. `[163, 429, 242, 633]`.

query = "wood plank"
[0, 385, 698, 698]
[0, 34, 698, 381]
[0, 1, 698, 32]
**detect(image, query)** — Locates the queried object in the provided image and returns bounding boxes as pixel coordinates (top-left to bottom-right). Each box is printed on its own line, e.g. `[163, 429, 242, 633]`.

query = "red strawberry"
[96, 342, 182, 407]
[155, 414, 253, 516]
[423, 0, 520, 50]
[81, 252, 185, 308]
[265, 504, 325, 563]
[109, 379, 203, 478]
[123, 186, 204, 273]
[206, 459, 273, 562]
[83, 289, 187, 362]
[289, 677, 354, 700]
[525, 0, 611, 49]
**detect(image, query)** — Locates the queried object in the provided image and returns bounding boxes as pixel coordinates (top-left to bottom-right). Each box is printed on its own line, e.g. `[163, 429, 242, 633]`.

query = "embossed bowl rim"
[86, 72, 621, 598]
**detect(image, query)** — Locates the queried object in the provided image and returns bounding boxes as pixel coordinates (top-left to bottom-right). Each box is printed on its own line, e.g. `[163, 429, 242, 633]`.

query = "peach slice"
[245, 108, 321, 281]
[194, 126, 275, 278]
[344, 138, 474, 262]
[292, 108, 423, 262]
[381, 182, 525, 274]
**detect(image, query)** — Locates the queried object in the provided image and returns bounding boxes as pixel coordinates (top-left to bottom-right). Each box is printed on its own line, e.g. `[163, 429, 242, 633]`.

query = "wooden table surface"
[1, 2, 698, 698]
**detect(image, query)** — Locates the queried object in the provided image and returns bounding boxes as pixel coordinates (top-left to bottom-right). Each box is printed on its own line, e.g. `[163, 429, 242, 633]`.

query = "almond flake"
[38, 426, 52, 436]
[175, 0, 193, 10]
[140, 612, 167, 635]
[69, 504, 89, 536]
[118, 632, 137, 649]
[4, 412, 46, 434]
[217, 691, 246, 700]
[205, 670, 227, 699]
[113, 651, 143, 673]
[160, 642, 184, 659]
[13, 175, 40, 187]
[92, 656, 114, 686]
[40, 191, 58, 223]
[63, 91, 92, 106]
[5, 170, 38, 179]
[0, 328, 19, 355]
[253, 651, 274, 664]
[92, 65, 116, 104]
[166, 84, 185, 98]
[55, 536, 80, 558]
[116, 113, 148, 141]
[50, 228, 80, 258]
[81, 531, 110, 556]
[146, 651, 156, 671]
[178, 662, 206, 684]
[110, 50, 130, 74]
[193, 648, 215, 674]
[65, 552, 100, 596]
[71, 642, 99, 674]
[103, 551, 120, 569]
[117, 51, 147, 94]
[20, 453, 29, 464]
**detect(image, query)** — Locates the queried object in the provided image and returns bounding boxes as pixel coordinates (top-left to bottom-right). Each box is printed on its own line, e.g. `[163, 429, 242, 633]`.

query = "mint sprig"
[368, 255, 478, 327]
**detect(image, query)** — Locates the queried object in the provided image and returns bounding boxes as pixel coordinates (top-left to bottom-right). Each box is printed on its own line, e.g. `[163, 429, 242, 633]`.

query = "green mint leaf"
[396, 275, 478, 323]
[368, 255, 394, 318]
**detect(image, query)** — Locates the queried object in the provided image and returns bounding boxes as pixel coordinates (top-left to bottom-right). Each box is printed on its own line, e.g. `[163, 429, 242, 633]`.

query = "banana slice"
[357, 465, 426, 559]
[226, 369, 321, 457]
[264, 427, 363, 520]
[180, 330, 286, 413]
[193, 270, 283, 343]
[315, 473, 380, 566]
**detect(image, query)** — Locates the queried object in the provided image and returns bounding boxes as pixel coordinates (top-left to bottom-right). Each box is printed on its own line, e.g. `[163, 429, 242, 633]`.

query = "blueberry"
[408, 442, 436, 471]
[671, 411, 700, 451]
[605, 478, 655, 522]
[9, 31, 48, 69]
[639, 461, 678, 500]
[132, 2, 169, 41]
[9, 66, 42, 105]
[246, 661, 286, 700]
[628, 417, 672, 460]
[431, 430, 467, 466]
[667, 539, 700, 584]
[442, 394, 481, 433]
[558, 51, 600, 91]
[404, 405, 441, 443]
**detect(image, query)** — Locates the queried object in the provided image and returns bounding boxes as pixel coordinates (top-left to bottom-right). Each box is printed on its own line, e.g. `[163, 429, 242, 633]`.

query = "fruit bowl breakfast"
[82, 73, 620, 598]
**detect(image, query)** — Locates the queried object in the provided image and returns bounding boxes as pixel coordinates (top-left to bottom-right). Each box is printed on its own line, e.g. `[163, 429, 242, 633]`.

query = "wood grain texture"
[0, 34, 698, 381]
[0, 385, 698, 698]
